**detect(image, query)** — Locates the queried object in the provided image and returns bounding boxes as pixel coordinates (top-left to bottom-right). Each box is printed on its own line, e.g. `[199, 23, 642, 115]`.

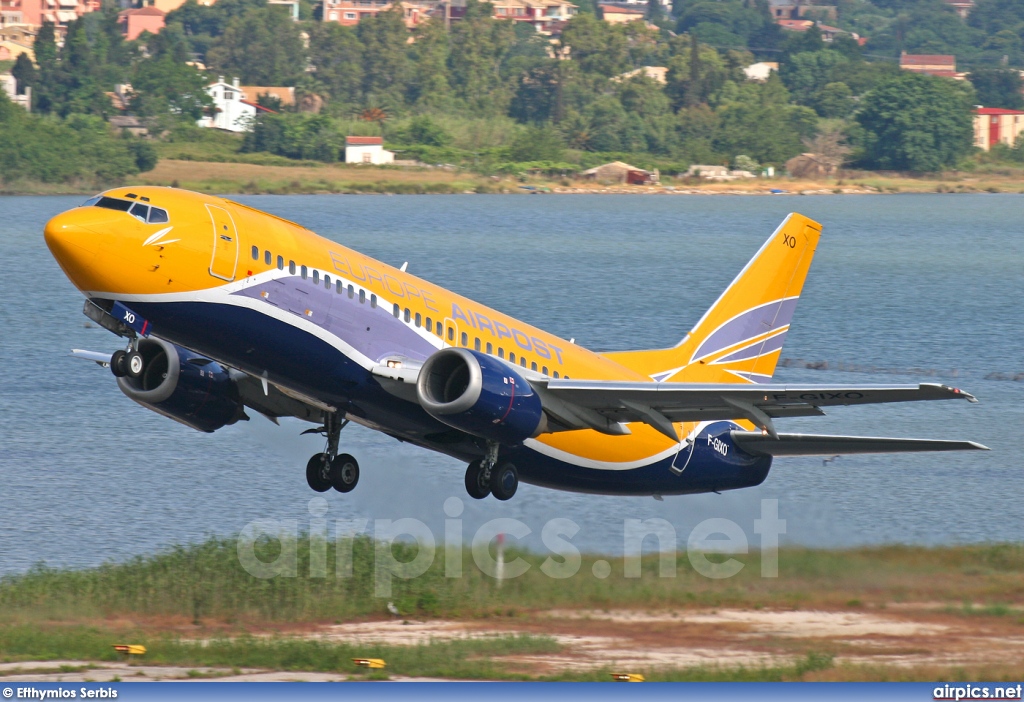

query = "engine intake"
[117, 337, 245, 433]
[417, 348, 545, 445]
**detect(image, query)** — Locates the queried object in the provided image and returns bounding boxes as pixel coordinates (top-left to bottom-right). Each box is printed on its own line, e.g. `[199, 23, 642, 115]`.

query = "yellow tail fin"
[603, 213, 822, 384]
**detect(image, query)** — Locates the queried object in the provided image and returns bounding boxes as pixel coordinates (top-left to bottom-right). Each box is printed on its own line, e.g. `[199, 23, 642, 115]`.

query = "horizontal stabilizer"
[71, 349, 113, 366]
[731, 431, 989, 457]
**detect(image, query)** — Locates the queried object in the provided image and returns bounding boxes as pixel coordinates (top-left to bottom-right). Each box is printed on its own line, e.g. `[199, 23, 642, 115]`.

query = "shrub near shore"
[2, 537, 1022, 623]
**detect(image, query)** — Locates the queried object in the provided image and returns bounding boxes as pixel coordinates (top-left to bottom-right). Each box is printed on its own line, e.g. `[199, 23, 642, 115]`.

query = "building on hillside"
[109, 115, 153, 136]
[899, 53, 959, 78]
[613, 66, 668, 84]
[785, 152, 838, 179]
[768, 0, 836, 21]
[490, 0, 577, 34]
[345, 136, 394, 165]
[118, 7, 165, 40]
[973, 107, 1024, 151]
[743, 61, 778, 81]
[776, 18, 861, 43]
[581, 161, 658, 184]
[322, 0, 424, 28]
[943, 0, 972, 19]
[1, 70, 30, 109]
[0, 37, 31, 60]
[0, 0, 99, 29]
[151, 0, 214, 10]
[599, 4, 644, 24]
[240, 85, 295, 108]
[0, 23, 35, 44]
[197, 77, 276, 132]
[267, 0, 300, 19]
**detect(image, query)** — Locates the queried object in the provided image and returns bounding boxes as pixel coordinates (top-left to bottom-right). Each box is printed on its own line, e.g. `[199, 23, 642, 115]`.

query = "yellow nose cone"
[45, 211, 100, 288]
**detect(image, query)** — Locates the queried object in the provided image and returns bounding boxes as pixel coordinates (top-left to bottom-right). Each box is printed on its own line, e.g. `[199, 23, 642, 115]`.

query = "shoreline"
[3, 159, 1024, 196]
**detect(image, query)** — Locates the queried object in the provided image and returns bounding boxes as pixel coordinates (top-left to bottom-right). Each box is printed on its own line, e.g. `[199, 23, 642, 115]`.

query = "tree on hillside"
[166, 0, 266, 59]
[561, 13, 629, 77]
[664, 36, 730, 109]
[968, 0, 1024, 64]
[131, 27, 212, 120]
[206, 7, 305, 85]
[856, 72, 975, 171]
[780, 49, 849, 111]
[448, 0, 516, 114]
[968, 68, 1024, 109]
[308, 23, 363, 104]
[358, 6, 413, 104]
[712, 73, 818, 164]
[407, 21, 452, 109]
[11, 53, 36, 95]
[52, 19, 116, 117]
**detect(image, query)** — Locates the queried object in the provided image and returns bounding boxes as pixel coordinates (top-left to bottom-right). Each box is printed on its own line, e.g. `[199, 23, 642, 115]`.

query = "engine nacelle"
[416, 348, 545, 445]
[117, 337, 245, 433]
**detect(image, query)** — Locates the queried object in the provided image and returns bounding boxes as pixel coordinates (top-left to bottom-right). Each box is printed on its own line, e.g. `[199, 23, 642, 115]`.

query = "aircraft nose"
[44, 210, 102, 289]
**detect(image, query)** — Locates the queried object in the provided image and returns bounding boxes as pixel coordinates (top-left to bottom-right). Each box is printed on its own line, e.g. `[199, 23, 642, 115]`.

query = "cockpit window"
[90, 196, 169, 224]
[129, 202, 150, 222]
[95, 196, 132, 212]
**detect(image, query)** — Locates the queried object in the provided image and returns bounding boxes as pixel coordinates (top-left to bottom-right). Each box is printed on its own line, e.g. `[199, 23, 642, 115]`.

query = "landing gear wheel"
[330, 453, 359, 493]
[125, 351, 145, 379]
[490, 462, 518, 501]
[465, 459, 491, 500]
[110, 350, 128, 378]
[305, 453, 332, 492]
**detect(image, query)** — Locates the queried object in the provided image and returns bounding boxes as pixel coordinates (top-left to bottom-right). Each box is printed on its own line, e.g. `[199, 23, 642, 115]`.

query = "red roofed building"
[900, 53, 958, 78]
[118, 6, 165, 40]
[973, 107, 1024, 151]
[322, 0, 424, 29]
[599, 4, 644, 24]
[345, 136, 394, 164]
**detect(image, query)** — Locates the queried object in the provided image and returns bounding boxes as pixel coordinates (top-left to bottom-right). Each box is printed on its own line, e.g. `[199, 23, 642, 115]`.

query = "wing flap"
[731, 431, 989, 457]
[536, 381, 979, 440]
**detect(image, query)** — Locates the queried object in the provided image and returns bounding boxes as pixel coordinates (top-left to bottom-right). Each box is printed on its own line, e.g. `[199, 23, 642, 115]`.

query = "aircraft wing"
[537, 381, 979, 442]
[730, 431, 988, 456]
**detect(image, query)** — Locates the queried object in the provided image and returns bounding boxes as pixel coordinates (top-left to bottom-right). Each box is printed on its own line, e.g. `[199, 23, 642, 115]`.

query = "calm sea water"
[1, 193, 1021, 574]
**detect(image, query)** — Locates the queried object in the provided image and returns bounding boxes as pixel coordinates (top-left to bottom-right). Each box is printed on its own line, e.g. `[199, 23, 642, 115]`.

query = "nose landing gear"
[305, 413, 359, 494]
[110, 346, 144, 379]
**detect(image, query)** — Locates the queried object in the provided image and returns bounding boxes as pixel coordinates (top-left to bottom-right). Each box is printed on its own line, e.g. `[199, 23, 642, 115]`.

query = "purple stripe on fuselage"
[232, 277, 439, 363]
[712, 330, 788, 364]
[692, 298, 799, 362]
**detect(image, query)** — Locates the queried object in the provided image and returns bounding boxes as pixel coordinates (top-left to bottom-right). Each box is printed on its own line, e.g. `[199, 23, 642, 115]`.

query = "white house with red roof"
[973, 107, 1024, 151]
[197, 77, 275, 132]
[345, 136, 394, 165]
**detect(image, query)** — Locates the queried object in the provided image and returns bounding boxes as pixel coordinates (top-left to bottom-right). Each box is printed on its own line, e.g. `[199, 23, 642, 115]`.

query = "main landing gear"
[465, 442, 518, 501]
[305, 412, 359, 494]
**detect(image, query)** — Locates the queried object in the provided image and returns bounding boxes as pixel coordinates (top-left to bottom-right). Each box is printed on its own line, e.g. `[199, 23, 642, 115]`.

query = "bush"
[0, 94, 148, 185]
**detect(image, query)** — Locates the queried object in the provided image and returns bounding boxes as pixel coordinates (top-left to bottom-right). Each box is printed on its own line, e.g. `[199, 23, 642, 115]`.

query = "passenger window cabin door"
[206, 204, 238, 281]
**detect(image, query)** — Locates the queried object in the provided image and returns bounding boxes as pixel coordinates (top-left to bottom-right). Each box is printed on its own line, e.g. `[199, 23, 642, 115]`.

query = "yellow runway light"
[352, 658, 387, 669]
[611, 673, 645, 682]
[112, 644, 147, 657]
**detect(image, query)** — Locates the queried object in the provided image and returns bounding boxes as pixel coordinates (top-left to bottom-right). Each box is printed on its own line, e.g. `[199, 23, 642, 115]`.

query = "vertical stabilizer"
[603, 213, 822, 384]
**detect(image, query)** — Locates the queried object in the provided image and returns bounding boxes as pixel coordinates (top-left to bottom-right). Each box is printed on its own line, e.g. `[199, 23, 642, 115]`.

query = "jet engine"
[416, 348, 545, 445]
[116, 337, 246, 433]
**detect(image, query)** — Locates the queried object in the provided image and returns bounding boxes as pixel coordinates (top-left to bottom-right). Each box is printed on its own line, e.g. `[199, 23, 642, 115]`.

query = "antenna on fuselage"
[400, 262, 408, 272]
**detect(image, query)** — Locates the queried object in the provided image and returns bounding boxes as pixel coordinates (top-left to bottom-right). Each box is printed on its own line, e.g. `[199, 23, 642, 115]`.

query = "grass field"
[6, 158, 1024, 196]
[1, 538, 1022, 681]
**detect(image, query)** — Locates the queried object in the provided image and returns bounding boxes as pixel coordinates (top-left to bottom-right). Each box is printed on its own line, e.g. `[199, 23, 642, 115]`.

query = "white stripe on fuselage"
[85, 269, 709, 473]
